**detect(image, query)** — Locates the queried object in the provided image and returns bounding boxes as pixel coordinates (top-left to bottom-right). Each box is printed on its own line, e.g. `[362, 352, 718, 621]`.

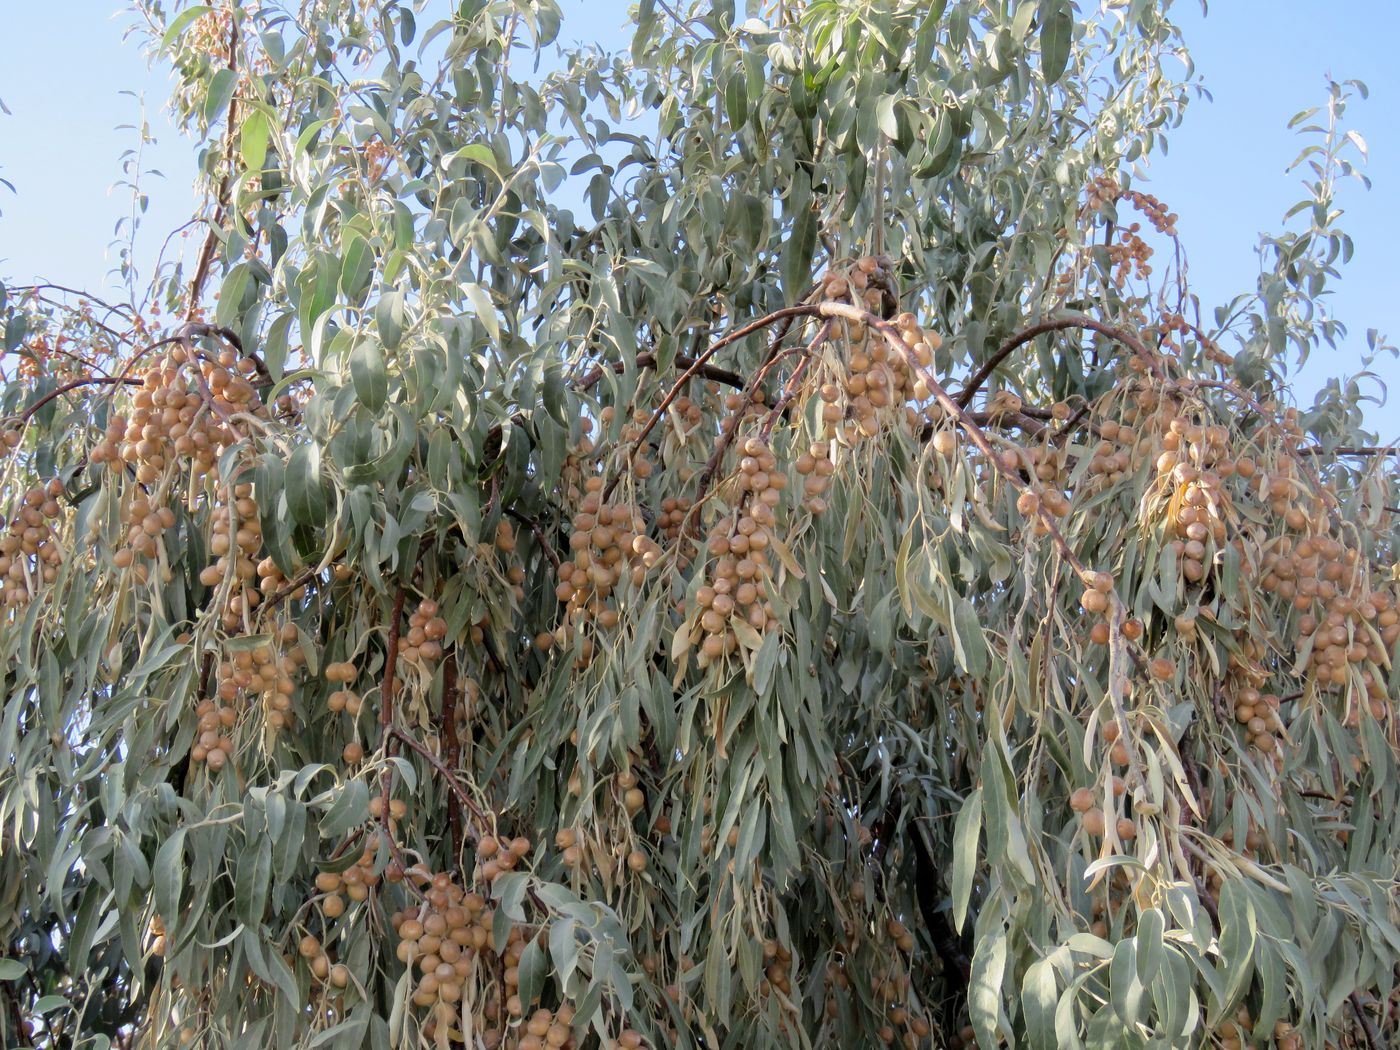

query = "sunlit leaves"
[0, 1, 1395, 1048]
[1039, 0, 1074, 85]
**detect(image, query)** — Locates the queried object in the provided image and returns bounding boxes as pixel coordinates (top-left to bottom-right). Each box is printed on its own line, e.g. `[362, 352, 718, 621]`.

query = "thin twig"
[1350, 991, 1386, 1050]
[391, 725, 489, 840]
[758, 320, 832, 440]
[12, 283, 138, 320]
[575, 351, 745, 392]
[258, 565, 320, 615]
[14, 376, 142, 424]
[503, 506, 560, 571]
[653, 0, 705, 40]
[1297, 446, 1399, 457]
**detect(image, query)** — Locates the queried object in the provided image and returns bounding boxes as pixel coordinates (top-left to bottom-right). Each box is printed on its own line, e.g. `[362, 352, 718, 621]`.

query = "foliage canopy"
[0, 2, 1397, 1048]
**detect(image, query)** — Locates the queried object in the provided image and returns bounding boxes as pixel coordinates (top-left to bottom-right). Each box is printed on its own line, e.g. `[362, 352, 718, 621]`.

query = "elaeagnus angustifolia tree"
[0, 1, 1396, 1048]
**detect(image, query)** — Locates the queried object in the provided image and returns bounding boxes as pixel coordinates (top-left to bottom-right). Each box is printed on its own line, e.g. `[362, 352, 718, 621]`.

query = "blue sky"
[0, 2, 1395, 434]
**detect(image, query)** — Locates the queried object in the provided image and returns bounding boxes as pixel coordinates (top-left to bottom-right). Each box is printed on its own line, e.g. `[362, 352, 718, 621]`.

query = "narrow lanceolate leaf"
[1039, 0, 1073, 84]
[969, 920, 1008, 1050]
[376, 289, 406, 350]
[1022, 956, 1059, 1050]
[160, 5, 212, 51]
[782, 204, 817, 299]
[286, 443, 328, 528]
[241, 109, 269, 172]
[725, 72, 750, 130]
[952, 788, 983, 932]
[204, 67, 237, 125]
[350, 338, 388, 413]
[234, 835, 272, 925]
[1216, 882, 1258, 1014]
[4, 3, 1396, 1046]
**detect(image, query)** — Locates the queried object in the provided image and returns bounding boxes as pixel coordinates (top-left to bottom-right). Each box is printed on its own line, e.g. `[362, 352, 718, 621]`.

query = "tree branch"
[391, 725, 489, 841]
[15, 376, 142, 424]
[1297, 446, 1399, 457]
[186, 14, 241, 315]
[601, 306, 822, 501]
[376, 583, 414, 885]
[576, 351, 746, 392]
[1350, 991, 1387, 1050]
[956, 315, 1165, 409]
[440, 652, 464, 866]
[503, 506, 561, 572]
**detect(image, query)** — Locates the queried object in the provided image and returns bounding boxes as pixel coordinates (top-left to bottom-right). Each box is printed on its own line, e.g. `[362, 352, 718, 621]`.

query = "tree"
[0, 1, 1396, 1047]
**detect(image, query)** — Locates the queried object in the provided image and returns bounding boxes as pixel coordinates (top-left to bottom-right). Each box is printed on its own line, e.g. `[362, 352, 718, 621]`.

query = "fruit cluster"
[112, 491, 177, 572]
[1231, 683, 1286, 757]
[816, 265, 938, 443]
[191, 697, 237, 772]
[688, 435, 784, 667]
[213, 626, 304, 736]
[398, 596, 449, 667]
[390, 867, 491, 1016]
[325, 659, 365, 717]
[198, 481, 266, 632]
[117, 344, 260, 485]
[314, 846, 382, 919]
[474, 832, 533, 885]
[297, 931, 351, 991]
[553, 477, 660, 663]
[0, 480, 65, 610]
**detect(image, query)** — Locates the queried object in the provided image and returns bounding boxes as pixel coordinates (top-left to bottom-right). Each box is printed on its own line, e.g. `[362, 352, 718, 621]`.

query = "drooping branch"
[818, 302, 1095, 580]
[504, 506, 561, 571]
[576, 351, 746, 393]
[819, 300, 1150, 788]
[955, 315, 1165, 409]
[391, 725, 489, 841]
[678, 307, 825, 529]
[603, 307, 822, 501]
[758, 320, 832, 440]
[15, 376, 142, 424]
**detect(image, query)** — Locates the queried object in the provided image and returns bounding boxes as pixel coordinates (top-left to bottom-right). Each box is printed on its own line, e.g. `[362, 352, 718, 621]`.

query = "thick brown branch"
[187, 15, 240, 315]
[440, 653, 464, 865]
[911, 823, 971, 992]
[376, 583, 415, 886]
